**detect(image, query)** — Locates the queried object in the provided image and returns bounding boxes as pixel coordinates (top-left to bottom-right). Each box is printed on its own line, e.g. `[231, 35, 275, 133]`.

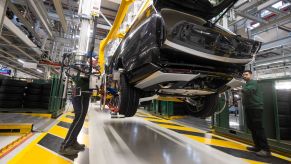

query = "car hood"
[154, 0, 236, 20]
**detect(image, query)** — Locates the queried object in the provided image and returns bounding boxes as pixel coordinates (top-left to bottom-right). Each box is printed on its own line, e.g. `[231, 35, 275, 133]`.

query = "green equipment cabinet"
[143, 97, 188, 119]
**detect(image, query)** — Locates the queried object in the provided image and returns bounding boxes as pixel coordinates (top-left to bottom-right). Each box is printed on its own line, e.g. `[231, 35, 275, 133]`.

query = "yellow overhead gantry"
[98, 0, 151, 73]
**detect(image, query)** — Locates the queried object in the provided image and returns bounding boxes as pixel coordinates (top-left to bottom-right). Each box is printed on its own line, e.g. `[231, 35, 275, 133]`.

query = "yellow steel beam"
[98, 0, 151, 73]
[98, 0, 135, 73]
[0, 123, 33, 135]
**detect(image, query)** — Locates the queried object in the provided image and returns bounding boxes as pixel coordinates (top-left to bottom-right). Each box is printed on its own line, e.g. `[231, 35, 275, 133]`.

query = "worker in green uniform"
[242, 70, 271, 157]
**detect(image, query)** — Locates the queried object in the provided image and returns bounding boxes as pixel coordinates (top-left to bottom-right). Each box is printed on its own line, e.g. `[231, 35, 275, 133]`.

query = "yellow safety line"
[16, 113, 52, 118]
[0, 133, 33, 158]
[157, 124, 203, 133]
[48, 125, 68, 139]
[8, 112, 90, 163]
[243, 159, 267, 164]
[141, 112, 291, 163]
[143, 118, 175, 123]
[8, 133, 71, 164]
[184, 135, 247, 151]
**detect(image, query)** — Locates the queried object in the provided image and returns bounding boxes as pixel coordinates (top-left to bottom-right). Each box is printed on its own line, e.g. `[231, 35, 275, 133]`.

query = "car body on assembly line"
[107, 0, 261, 117]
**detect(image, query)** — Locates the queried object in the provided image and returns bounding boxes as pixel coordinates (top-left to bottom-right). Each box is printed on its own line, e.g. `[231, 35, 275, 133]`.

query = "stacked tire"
[40, 83, 52, 109]
[0, 79, 26, 108]
[24, 83, 42, 109]
[276, 90, 291, 140]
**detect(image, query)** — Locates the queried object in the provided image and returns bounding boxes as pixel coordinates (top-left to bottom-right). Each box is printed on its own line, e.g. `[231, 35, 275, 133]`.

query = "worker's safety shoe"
[72, 142, 85, 151]
[255, 150, 271, 157]
[246, 146, 260, 152]
[59, 145, 79, 156]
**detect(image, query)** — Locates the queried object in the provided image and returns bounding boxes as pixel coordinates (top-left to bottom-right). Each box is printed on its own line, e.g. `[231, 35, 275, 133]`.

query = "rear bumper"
[163, 39, 253, 64]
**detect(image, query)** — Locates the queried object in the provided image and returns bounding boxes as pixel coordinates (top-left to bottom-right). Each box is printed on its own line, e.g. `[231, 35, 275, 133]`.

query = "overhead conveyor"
[98, 0, 151, 73]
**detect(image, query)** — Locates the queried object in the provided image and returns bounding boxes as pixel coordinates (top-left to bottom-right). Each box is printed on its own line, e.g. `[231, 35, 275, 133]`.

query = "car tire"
[279, 115, 291, 127]
[280, 128, 291, 140]
[40, 102, 49, 109]
[26, 88, 42, 95]
[23, 102, 41, 108]
[27, 83, 42, 89]
[41, 96, 50, 103]
[0, 86, 25, 94]
[186, 94, 219, 118]
[277, 102, 290, 115]
[118, 74, 140, 117]
[1, 79, 27, 87]
[0, 93, 23, 101]
[0, 100, 22, 108]
[24, 95, 41, 102]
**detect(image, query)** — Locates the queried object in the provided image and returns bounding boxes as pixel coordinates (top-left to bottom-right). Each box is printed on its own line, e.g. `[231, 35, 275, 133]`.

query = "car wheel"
[279, 115, 291, 127]
[0, 86, 25, 94]
[280, 128, 291, 140]
[118, 73, 140, 117]
[186, 94, 219, 118]
[23, 102, 41, 108]
[24, 95, 41, 102]
[26, 88, 42, 95]
[0, 93, 23, 101]
[0, 100, 22, 108]
[1, 79, 27, 87]
[277, 102, 290, 115]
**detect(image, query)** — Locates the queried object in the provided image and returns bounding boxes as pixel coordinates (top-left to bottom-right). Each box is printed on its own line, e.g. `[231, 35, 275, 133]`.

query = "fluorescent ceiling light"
[18, 59, 25, 63]
[275, 81, 291, 90]
[36, 69, 43, 73]
[252, 23, 260, 28]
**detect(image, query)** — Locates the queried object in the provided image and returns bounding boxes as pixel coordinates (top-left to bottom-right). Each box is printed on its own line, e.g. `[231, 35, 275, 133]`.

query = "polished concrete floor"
[89, 104, 245, 164]
[1, 102, 291, 164]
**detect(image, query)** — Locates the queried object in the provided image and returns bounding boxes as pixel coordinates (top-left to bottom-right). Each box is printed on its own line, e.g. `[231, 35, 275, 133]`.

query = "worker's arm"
[242, 81, 257, 95]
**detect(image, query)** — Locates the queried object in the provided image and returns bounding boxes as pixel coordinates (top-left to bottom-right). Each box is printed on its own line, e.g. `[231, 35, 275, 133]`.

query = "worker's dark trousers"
[62, 93, 90, 147]
[245, 108, 270, 151]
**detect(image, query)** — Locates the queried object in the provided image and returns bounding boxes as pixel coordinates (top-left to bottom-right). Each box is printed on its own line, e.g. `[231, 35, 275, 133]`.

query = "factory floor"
[0, 103, 291, 164]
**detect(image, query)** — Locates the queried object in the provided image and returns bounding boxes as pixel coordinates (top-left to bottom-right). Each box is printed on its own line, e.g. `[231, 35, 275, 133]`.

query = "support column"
[0, 0, 8, 35]
[77, 0, 94, 54]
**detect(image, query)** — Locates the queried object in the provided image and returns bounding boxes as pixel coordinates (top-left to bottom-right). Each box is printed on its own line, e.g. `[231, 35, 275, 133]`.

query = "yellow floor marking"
[136, 111, 153, 117]
[167, 116, 186, 120]
[143, 118, 173, 123]
[8, 133, 71, 164]
[158, 124, 203, 133]
[18, 113, 52, 118]
[272, 153, 291, 162]
[48, 125, 68, 139]
[65, 113, 75, 117]
[59, 115, 88, 128]
[142, 111, 291, 163]
[136, 114, 162, 119]
[184, 135, 248, 151]
[59, 117, 73, 123]
[10, 145, 71, 164]
[48, 123, 89, 148]
[243, 159, 267, 164]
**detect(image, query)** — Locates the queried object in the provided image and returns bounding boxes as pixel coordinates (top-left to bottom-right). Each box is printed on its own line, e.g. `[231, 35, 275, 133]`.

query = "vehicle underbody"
[105, 0, 261, 117]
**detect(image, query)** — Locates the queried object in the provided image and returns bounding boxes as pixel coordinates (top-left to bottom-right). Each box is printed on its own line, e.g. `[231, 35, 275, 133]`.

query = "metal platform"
[0, 113, 55, 132]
